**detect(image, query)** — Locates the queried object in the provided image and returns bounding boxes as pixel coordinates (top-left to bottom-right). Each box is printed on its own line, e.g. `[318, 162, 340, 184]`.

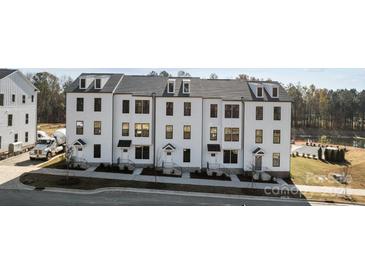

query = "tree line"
[287, 83, 365, 131]
[26, 72, 72, 124]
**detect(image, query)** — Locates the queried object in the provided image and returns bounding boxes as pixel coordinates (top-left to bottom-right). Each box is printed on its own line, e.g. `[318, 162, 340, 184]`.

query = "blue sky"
[20, 68, 365, 90]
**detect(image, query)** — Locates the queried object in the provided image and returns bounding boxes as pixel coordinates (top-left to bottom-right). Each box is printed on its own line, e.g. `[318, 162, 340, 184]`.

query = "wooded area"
[287, 83, 365, 131]
[26, 72, 72, 123]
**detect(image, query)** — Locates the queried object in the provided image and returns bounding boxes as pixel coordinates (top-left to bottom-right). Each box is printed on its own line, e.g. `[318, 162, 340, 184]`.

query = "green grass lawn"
[291, 147, 365, 189]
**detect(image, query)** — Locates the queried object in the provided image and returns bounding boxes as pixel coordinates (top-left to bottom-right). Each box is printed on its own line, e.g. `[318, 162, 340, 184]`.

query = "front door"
[121, 148, 129, 161]
[166, 151, 172, 163]
[255, 155, 262, 171]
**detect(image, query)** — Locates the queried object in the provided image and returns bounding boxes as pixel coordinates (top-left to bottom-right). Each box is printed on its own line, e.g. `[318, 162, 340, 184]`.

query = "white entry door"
[121, 148, 129, 161]
[166, 151, 172, 163]
[255, 155, 262, 171]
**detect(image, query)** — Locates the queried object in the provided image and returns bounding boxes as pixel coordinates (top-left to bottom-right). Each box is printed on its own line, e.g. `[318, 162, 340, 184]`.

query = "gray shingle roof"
[66, 73, 123, 93]
[0, 69, 16, 80]
[67, 74, 291, 102]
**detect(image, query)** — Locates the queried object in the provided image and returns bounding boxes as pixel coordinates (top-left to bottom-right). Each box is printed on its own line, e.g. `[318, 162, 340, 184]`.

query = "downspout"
[241, 97, 245, 172]
[201, 98, 204, 170]
[152, 92, 156, 168]
[111, 93, 114, 165]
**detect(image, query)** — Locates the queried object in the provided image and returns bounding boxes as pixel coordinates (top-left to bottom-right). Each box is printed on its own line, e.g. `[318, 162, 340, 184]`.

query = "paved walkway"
[13, 167, 365, 197]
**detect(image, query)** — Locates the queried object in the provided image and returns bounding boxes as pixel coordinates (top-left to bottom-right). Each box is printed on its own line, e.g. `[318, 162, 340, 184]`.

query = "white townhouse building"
[0, 69, 38, 157]
[66, 73, 292, 177]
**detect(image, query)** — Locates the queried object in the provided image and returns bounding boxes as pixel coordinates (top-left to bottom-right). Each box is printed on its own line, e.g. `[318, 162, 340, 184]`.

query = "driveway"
[0, 152, 41, 189]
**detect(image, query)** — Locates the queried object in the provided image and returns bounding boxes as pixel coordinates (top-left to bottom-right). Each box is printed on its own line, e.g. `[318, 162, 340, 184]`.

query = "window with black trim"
[210, 127, 217, 141]
[272, 87, 278, 97]
[210, 104, 218, 118]
[76, 121, 84, 135]
[183, 149, 191, 163]
[224, 104, 239, 118]
[94, 144, 101, 158]
[135, 100, 150, 114]
[25, 132, 29, 142]
[273, 130, 281, 144]
[223, 150, 238, 164]
[256, 106, 263, 120]
[0, 94, 4, 106]
[255, 129, 263, 144]
[94, 98, 102, 112]
[122, 100, 130, 113]
[94, 121, 101, 135]
[8, 114, 13, 126]
[76, 98, 84, 112]
[274, 106, 281, 120]
[22, 95, 26, 104]
[14, 133, 18, 143]
[135, 146, 149, 159]
[184, 102, 191, 116]
[183, 125, 191, 139]
[224, 128, 239, 142]
[257, 87, 263, 97]
[122, 123, 129, 136]
[135, 123, 150, 137]
[25, 113, 29, 124]
[165, 125, 173, 139]
[273, 153, 280, 167]
[168, 82, 175, 93]
[166, 102, 173, 116]
[80, 78, 86, 89]
[95, 79, 101, 89]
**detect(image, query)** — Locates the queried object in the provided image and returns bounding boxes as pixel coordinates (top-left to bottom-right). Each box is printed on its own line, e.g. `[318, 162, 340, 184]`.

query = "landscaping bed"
[20, 172, 305, 199]
[190, 170, 231, 181]
[237, 172, 277, 184]
[95, 164, 133, 174]
[141, 167, 181, 177]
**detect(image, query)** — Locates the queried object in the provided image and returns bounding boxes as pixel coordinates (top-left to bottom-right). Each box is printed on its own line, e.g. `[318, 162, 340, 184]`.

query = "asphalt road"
[0, 188, 314, 206]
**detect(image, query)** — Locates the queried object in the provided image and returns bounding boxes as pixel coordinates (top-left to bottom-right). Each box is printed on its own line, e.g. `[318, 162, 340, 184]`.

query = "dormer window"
[272, 87, 278, 97]
[95, 79, 101, 89]
[168, 80, 175, 93]
[183, 80, 190, 94]
[80, 78, 86, 89]
[257, 86, 263, 97]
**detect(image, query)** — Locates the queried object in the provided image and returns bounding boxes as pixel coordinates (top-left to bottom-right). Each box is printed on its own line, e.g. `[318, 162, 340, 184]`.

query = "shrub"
[296, 151, 299, 157]
[318, 147, 323, 160]
[312, 154, 316, 159]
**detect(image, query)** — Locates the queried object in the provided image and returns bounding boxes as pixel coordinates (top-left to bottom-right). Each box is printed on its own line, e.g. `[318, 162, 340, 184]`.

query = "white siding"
[0, 71, 37, 153]
[66, 93, 113, 163]
[243, 101, 291, 173]
[155, 97, 203, 168]
[112, 95, 153, 165]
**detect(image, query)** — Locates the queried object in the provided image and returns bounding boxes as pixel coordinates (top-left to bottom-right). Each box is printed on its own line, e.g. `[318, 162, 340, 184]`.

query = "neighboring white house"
[0, 69, 38, 157]
[66, 73, 292, 177]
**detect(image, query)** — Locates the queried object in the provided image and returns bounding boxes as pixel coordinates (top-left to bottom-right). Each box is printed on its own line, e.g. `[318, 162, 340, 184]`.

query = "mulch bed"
[141, 167, 181, 178]
[237, 173, 277, 184]
[190, 171, 231, 181]
[95, 165, 133, 174]
[45, 162, 86, 171]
